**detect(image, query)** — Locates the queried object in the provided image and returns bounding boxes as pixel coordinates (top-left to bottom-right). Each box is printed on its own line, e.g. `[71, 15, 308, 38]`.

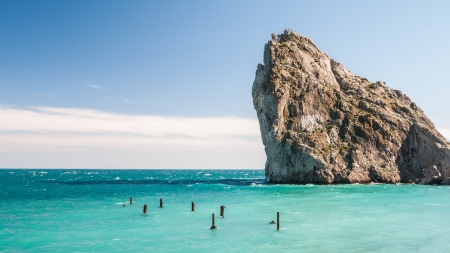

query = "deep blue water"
[1, 169, 449, 252]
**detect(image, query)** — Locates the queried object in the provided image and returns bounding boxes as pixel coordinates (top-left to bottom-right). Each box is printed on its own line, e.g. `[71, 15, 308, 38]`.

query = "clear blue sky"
[1, 0, 450, 168]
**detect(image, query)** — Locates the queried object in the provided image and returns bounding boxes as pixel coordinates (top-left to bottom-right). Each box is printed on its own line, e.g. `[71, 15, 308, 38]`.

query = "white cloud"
[0, 107, 265, 168]
[33, 93, 52, 99]
[0, 107, 260, 139]
[121, 97, 130, 104]
[86, 84, 107, 90]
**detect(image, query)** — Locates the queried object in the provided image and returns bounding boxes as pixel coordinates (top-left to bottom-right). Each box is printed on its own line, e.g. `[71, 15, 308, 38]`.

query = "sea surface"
[1, 169, 449, 252]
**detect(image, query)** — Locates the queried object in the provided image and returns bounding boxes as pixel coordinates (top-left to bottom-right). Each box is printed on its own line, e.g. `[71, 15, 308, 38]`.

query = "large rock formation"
[252, 30, 450, 184]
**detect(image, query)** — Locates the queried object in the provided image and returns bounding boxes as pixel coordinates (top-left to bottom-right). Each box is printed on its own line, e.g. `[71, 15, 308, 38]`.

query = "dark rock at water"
[441, 177, 450, 185]
[252, 30, 450, 184]
[420, 177, 444, 185]
[421, 176, 450, 185]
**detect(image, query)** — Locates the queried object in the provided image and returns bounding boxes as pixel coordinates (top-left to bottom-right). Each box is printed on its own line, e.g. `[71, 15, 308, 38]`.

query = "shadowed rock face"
[252, 30, 450, 184]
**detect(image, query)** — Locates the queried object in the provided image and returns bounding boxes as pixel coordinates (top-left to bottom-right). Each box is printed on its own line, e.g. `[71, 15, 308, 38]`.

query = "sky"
[1, 0, 450, 168]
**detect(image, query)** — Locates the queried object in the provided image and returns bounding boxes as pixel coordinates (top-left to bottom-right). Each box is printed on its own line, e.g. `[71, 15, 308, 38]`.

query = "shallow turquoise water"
[1, 169, 449, 252]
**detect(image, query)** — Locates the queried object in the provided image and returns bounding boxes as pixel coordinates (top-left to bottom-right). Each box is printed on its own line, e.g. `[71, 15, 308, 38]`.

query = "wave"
[48, 178, 266, 186]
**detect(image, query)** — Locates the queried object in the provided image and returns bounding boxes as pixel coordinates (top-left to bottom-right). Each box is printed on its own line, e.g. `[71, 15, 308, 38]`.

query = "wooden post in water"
[220, 205, 225, 218]
[277, 212, 280, 231]
[130, 197, 133, 204]
[191, 202, 195, 211]
[143, 204, 148, 214]
[160, 198, 164, 208]
[210, 213, 217, 229]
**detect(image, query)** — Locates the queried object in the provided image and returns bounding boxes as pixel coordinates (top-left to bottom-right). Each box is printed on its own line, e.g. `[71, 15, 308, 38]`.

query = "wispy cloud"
[86, 84, 107, 90]
[0, 107, 264, 168]
[121, 97, 130, 104]
[33, 93, 52, 99]
[0, 107, 260, 139]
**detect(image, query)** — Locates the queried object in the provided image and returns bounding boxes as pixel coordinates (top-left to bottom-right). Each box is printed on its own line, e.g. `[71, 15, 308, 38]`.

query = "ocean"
[1, 169, 449, 252]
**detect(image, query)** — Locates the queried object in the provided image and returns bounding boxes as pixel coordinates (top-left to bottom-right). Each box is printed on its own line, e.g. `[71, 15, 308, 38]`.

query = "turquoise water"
[1, 169, 449, 252]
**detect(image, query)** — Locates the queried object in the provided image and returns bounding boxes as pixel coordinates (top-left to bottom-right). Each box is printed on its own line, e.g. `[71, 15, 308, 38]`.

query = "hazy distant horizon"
[0, 168, 264, 170]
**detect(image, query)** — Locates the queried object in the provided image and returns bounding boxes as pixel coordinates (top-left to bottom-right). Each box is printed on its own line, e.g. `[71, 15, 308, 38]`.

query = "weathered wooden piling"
[130, 197, 133, 204]
[160, 198, 164, 208]
[277, 212, 280, 230]
[220, 205, 225, 218]
[210, 213, 217, 229]
[191, 202, 195, 211]
[143, 204, 148, 214]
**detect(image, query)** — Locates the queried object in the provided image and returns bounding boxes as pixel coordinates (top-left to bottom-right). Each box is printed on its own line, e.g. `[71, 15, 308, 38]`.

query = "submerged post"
[160, 198, 164, 208]
[210, 213, 217, 229]
[277, 212, 280, 231]
[220, 205, 225, 218]
[192, 202, 195, 211]
[143, 204, 148, 214]
[130, 197, 133, 204]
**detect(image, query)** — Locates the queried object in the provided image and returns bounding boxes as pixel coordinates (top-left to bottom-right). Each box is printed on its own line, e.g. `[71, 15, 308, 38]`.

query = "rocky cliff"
[252, 30, 450, 184]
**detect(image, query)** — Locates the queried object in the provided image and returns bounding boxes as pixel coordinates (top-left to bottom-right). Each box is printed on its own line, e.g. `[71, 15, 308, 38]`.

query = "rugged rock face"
[252, 30, 450, 184]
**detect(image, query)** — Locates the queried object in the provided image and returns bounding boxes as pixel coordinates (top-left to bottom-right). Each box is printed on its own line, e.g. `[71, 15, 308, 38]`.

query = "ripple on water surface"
[0, 169, 449, 252]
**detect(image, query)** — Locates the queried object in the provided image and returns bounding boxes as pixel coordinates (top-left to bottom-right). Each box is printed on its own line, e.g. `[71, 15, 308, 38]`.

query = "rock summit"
[252, 30, 450, 184]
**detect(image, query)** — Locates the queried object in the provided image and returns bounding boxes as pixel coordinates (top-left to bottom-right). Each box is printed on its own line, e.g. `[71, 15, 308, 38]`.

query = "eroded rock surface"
[252, 30, 450, 184]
